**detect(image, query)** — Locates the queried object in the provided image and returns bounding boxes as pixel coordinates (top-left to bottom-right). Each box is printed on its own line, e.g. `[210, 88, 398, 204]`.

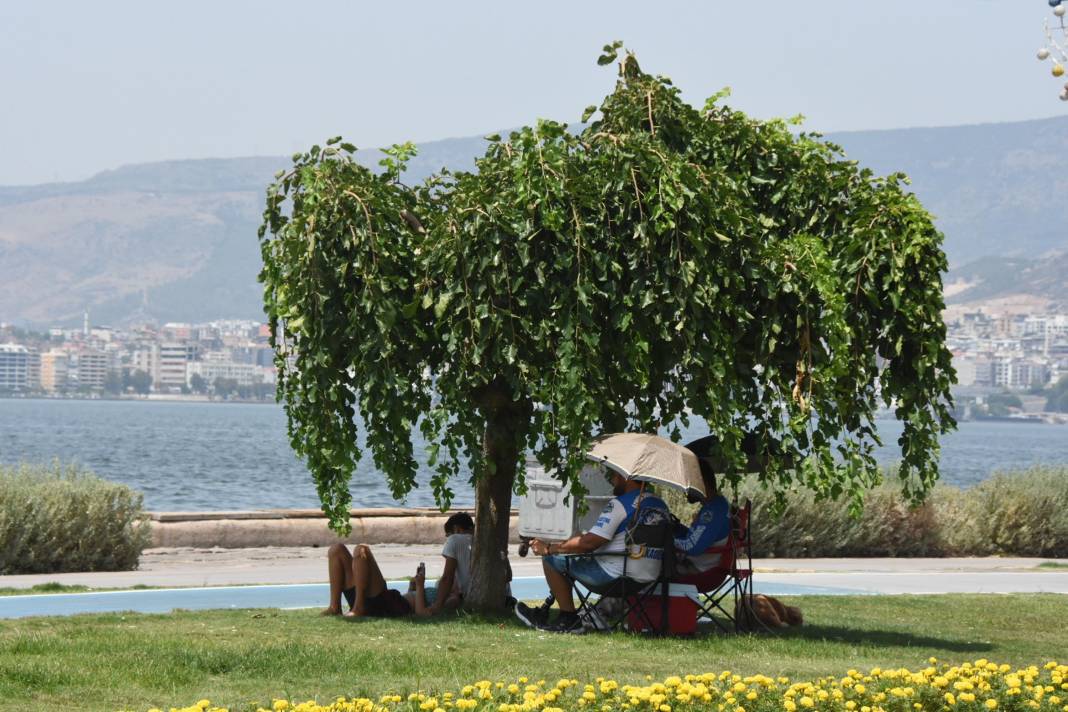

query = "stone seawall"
[148, 508, 521, 548]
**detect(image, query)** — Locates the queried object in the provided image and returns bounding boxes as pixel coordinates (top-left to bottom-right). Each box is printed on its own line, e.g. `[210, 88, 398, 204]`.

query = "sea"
[1, 398, 1066, 512]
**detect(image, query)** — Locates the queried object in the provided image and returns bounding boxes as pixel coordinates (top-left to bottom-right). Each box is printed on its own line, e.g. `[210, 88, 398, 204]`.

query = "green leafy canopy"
[258, 46, 955, 533]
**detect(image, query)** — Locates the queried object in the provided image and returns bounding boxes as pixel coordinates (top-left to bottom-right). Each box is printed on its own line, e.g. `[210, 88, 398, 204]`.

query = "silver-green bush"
[662, 466, 1068, 558]
[936, 467, 1068, 558]
[0, 461, 151, 574]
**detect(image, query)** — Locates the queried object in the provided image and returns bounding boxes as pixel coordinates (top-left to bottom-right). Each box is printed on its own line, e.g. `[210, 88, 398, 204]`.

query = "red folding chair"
[691, 499, 765, 633]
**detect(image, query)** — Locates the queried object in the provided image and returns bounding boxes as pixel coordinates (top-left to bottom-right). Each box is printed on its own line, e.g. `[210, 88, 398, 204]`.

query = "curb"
[147, 508, 520, 548]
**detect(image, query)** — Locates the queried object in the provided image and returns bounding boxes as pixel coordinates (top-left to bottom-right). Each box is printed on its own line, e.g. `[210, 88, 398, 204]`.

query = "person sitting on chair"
[672, 461, 731, 590]
[321, 512, 474, 618]
[514, 469, 668, 633]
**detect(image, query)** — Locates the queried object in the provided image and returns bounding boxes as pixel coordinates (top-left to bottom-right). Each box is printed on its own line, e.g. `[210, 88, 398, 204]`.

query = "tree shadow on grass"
[764, 623, 994, 653]
[334, 608, 513, 628]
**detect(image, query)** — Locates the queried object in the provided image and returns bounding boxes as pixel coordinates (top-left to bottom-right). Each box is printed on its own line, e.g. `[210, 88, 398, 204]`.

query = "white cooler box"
[518, 459, 615, 542]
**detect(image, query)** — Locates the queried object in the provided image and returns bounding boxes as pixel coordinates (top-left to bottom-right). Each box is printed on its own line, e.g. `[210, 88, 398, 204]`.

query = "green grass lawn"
[0, 594, 1064, 712]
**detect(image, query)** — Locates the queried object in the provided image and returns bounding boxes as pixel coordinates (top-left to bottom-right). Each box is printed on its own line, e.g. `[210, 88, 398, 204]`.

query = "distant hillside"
[944, 252, 1068, 309]
[1, 116, 1066, 327]
[829, 115, 1068, 265]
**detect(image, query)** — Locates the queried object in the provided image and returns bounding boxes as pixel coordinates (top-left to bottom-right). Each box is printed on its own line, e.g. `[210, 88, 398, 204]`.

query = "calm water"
[1, 398, 1066, 511]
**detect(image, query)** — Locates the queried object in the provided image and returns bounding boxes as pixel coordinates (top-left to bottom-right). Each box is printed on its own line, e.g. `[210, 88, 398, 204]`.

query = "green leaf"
[434, 292, 454, 320]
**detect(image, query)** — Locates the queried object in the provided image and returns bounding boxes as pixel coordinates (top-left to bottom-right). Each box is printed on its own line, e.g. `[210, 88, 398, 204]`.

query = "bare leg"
[543, 559, 576, 613]
[409, 566, 429, 616]
[322, 543, 354, 615]
[344, 544, 388, 618]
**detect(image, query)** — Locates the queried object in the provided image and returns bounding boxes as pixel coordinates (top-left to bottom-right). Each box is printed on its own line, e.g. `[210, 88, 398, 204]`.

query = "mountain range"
[1, 115, 1066, 327]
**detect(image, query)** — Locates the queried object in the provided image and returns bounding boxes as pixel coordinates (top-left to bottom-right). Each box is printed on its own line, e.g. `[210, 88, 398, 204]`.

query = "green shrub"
[0, 461, 151, 574]
[938, 466, 1068, 557]
[661, 465, 1068, 558]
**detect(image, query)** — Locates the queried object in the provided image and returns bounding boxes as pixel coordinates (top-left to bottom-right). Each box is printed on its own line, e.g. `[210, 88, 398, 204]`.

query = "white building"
[0, 344, 29, 391]
[186, 360, 264, 387]
[131, 343, 160, 385]
[158, 343, 197, 390]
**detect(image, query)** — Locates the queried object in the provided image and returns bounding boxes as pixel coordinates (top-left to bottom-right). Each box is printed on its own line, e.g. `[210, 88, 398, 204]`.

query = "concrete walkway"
[3, 547, 1068, 595]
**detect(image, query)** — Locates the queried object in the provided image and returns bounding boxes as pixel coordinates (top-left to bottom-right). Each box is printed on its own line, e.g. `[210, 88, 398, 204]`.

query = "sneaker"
[514, 601, 549, 629]
[537, 611, 585, 634]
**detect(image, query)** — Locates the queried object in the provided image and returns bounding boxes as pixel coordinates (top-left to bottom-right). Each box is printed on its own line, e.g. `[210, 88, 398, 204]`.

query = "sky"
[1, 1, 1063, 186]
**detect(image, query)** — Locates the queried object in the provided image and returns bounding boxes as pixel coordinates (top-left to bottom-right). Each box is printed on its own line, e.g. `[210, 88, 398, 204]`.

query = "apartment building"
[187, 360, 264, 387]
[39, 349, 69, 392]
[76, 349, 109, 391]
[0, 344, 29, 391]
[158, 342, 198, 390]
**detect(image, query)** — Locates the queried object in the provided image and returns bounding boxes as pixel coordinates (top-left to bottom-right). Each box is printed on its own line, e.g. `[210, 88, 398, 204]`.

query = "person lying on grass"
[514, 470, 669, 633]
[321, 512, 473, 618]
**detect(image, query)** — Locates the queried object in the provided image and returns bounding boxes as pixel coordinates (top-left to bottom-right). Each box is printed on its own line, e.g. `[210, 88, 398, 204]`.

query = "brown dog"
[735, 594, 803, 630]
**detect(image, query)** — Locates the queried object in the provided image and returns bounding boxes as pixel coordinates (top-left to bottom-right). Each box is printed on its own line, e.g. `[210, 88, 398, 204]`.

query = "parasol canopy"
[587, 432, 706, 500]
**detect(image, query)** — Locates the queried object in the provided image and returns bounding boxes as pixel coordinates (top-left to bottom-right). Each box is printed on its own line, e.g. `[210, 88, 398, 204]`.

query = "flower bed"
[132, 659, 1067, 712]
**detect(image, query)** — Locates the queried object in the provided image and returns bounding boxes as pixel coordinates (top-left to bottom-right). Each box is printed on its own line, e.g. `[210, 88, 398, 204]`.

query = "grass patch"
[0, 594, 1065, 711]
[1036, 561, 1068, 569]
[0, 583, 93, 596]
[0, 583, 157, 597]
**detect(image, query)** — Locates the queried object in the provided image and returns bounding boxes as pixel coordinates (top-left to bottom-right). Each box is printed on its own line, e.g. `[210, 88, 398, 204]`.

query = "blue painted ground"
[0, 577, 865, 619]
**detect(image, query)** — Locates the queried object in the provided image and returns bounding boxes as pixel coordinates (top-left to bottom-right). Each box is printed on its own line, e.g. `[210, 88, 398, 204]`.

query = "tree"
[1046, 375, 1068, 412]
[983, 391, 1024, 418]
[124, 369, 152, 395]
[258, 44, 955, 611]
[213, 377, 238, 399]
[190, 373, 208, 394]
[103, 371, 124, 395]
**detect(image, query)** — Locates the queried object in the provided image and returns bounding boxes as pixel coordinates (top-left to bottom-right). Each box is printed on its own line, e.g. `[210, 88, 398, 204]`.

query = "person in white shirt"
[321, 512, 474, 618]
[515, 470, 669, 633]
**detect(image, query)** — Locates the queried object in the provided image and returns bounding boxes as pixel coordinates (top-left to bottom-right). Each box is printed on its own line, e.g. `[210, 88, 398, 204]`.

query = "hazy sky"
[1, 1, 1063, 185]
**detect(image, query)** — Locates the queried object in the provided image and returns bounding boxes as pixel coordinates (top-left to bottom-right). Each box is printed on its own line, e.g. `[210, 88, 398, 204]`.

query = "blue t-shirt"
[673, 495, 730, 572]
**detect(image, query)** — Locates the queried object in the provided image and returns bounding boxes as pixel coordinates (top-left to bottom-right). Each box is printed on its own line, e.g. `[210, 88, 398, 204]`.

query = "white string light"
[1038, 0, 1068, 100]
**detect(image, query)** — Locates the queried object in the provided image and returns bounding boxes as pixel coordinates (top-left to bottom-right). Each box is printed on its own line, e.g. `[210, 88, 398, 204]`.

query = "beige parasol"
[587, 432, 706, 500]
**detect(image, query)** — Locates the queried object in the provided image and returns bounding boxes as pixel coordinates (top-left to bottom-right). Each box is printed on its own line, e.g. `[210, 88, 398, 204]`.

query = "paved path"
[3, 548, 1067, 595]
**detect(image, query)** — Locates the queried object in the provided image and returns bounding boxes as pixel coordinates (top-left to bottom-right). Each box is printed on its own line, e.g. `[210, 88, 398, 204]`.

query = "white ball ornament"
[1039, 48, 1052, 60]
[1055, 5, 1066, 17]
[1060, 89, 1068, 101]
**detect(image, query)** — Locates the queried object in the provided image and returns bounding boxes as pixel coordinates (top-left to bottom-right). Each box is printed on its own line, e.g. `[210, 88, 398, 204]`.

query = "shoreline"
[0, 393, 275, 405]
[3, 395, 1067, 423]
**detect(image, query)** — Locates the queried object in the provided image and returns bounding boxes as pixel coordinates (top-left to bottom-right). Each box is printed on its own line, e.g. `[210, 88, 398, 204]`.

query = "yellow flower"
[984, 700, 998, 710]
[273, 701, 291, 712]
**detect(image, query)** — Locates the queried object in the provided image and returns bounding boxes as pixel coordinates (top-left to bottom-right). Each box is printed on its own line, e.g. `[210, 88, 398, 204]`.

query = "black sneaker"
[538, 611, 585, 634]
[514, 601, 549, 629]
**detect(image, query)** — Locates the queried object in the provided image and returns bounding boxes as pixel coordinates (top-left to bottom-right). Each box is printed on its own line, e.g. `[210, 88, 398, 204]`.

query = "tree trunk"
[464, 382, 529, 612]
